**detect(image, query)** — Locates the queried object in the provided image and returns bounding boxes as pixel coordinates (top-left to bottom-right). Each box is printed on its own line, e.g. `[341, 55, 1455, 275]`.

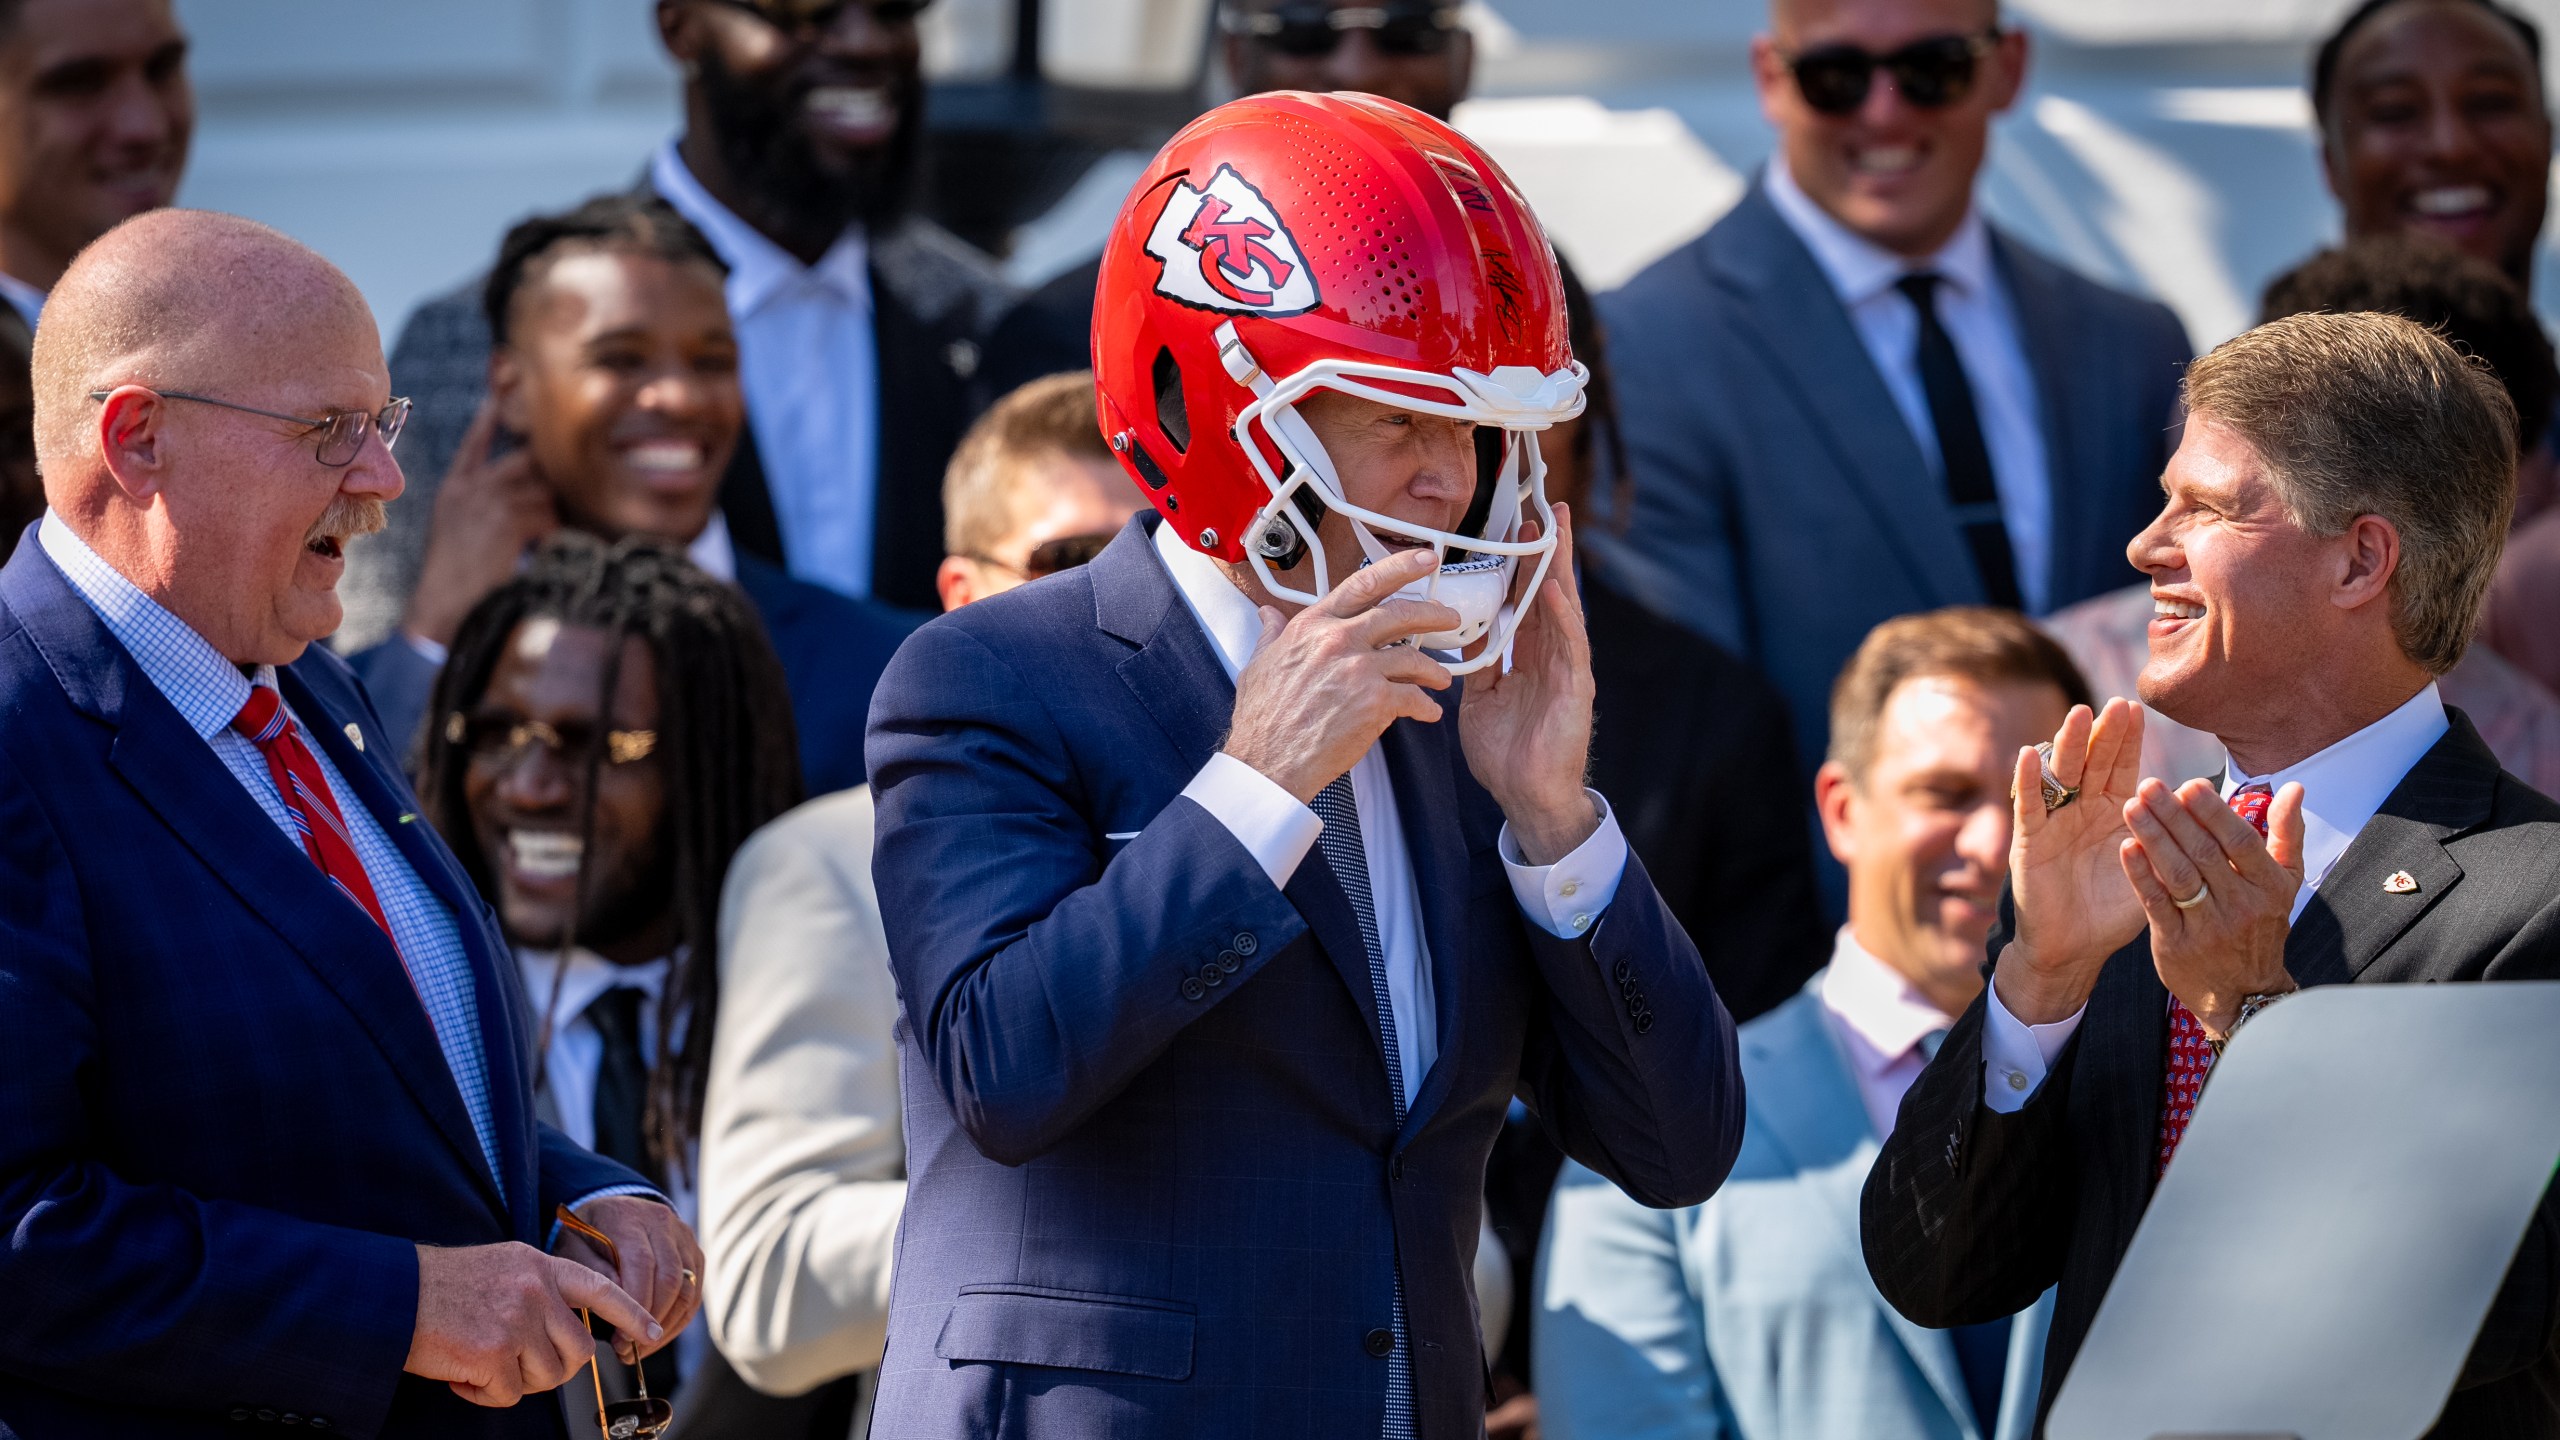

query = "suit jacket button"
[231, 1410, 251, 1423]
[256, 1412, 277, 1424]
[1217, 949, 1243, 972]
[1200, 964, 1224, 987]
[1633, 1011, 1654, 1035]
[1364, 1327, 1396, 1357]
[281, 1415, 302, 1426]
[1390, 1154, 1405, 1181]
[1233, 931, 1258, 956]
[1613, 959, 1632, 982]
[1182, 977, 1206, 1001]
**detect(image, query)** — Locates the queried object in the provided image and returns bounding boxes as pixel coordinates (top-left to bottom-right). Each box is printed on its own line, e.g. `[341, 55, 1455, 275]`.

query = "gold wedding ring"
[2172, 885, 2210, 911]
[2010, 740, 2080, 813]
[681, 1268, 699, 1288]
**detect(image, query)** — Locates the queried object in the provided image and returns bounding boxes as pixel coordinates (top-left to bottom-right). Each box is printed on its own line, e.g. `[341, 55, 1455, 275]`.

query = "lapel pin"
[2383, 870, 2419, 895]
[344, 722, 365, 752]
[399, 813, 418, 825]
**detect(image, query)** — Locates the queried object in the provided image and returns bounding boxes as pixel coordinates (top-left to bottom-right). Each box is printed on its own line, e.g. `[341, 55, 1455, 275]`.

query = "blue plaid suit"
[0, 529, 646, 1440]
[863, 515, 1746, 1439]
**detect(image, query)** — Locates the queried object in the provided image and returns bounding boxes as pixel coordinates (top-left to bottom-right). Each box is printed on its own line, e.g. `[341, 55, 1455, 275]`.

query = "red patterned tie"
[231, 686, 403, 958]
[2155, 782, 2274, 1177]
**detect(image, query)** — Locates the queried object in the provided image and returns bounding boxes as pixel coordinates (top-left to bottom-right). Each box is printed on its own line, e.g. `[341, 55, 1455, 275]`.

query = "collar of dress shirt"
[1818, 924, 1959, 1073]
[517, 944, 675, 1039]
[650, 142, 871, 319]
[1762, 154, 1996, 311]
[0, 269, 43, 328]
[687, 509, 738, 582]
[2222, 681, 2449, 892]
[38, 509, 272, 739]
[1153, 516, 1266, 683]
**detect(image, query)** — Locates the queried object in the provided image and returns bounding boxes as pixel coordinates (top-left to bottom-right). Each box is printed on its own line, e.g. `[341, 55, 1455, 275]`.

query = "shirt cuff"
[1496, 789, 1628, 940]
[1182, 752, 1322, 890]
[402, 630, 449, 667]
[547, 1183, 670, 1250]
[1980, 981, 2085, 1113]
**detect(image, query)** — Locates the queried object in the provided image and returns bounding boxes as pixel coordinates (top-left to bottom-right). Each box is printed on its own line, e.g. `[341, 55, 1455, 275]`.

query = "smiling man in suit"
[1594, 0, 2190, 799]
[0, 210, 698, 1438]
[1862, 312, 2560, 1437]
[863, 94, 1741, 1439]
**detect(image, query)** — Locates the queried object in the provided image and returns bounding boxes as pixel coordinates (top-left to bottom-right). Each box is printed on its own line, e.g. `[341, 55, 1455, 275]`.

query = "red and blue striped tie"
[231, 686, 405, 971]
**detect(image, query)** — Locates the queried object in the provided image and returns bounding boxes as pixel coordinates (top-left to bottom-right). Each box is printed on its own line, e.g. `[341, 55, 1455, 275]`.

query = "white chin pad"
[1393, 552, 1508, 649]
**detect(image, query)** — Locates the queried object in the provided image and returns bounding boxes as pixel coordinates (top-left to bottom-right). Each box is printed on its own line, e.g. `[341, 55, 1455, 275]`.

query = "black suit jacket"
[1861, 710, 2560, 1438]
[1582, 565, 1827, 1022]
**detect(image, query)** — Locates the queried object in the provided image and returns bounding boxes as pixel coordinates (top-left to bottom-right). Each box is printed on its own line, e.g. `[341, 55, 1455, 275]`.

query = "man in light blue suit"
[1593, 0, 2190, 790]
[1537, 608, 2082, 1440]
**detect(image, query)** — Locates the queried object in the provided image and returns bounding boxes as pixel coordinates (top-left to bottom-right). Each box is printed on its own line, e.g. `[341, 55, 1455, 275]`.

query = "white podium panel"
[2048, 982, 2560, 1440]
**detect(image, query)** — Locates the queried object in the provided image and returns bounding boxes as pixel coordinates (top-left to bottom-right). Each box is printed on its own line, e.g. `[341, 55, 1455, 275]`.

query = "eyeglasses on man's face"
[87, 388, 411, 467]
[1780, 30, 2002, 117]
[968, 530, 1118, 582]
[1224, 3, 1463, 58]
[447, 712, 661, 774]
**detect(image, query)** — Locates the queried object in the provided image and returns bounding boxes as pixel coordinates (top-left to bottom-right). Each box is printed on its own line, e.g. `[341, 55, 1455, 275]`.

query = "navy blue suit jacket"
[350, 550, 917, 795]
[0, 533, 644, 1440]
[1594, 181, 2192, 780]
[862, 516, 1744, 1439]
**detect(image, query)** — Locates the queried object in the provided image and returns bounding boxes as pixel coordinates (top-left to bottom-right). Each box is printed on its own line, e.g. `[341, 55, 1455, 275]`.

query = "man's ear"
[1814, 758, 1861, 868]
[489, 348, 532, 437]
[657, 0, 701, 68]
[2333, 512, 2402, 614]
[1984, 26, 2030, 113]
[935, 554, 980, 612]
[94, 387, 170, 502]
[1446, 28, 1476, 108]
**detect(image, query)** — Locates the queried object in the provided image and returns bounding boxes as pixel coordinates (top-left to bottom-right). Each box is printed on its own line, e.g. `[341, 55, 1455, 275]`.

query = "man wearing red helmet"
[862, 92, 1744, 1438]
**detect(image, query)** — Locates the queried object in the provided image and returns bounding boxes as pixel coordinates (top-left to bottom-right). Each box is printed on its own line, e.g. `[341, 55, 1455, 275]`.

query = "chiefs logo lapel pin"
[2382, 870, 2419, 895]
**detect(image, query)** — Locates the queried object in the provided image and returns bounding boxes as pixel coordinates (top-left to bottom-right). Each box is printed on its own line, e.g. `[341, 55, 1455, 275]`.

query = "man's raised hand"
[1995, 697, 2150, 1024]
[1223, 545, 1455, 803]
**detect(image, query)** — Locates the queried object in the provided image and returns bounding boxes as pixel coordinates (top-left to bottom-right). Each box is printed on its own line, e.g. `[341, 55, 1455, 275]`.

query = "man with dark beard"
[341, 0, 1012, 648]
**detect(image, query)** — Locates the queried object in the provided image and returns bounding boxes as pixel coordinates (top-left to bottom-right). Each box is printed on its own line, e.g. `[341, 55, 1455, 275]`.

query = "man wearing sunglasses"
[346, 0, 1013, 653]
[0, 209, 704, 1437]
[934, 370, 1147, 611]
[1593, 0, 2192, 870]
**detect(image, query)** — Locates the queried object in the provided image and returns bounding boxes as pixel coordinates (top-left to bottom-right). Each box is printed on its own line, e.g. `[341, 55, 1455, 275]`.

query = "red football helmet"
[1093, 90, 1585, 673]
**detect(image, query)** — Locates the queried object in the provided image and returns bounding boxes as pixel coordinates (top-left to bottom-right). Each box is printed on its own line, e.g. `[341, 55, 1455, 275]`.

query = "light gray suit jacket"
[700, 786, 906, 1404]
[1593, 180, 2191, 778]
[1537, 980, 2050, 1440]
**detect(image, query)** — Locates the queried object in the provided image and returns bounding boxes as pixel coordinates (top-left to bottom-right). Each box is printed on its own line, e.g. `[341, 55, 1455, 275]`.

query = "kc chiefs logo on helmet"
[1142, 163, 1320, 317]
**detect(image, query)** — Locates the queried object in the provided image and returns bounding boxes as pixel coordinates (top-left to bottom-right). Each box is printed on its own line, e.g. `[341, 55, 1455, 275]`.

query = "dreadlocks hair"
[483, 191, 729, 346]
[418, 532, 803, 1184]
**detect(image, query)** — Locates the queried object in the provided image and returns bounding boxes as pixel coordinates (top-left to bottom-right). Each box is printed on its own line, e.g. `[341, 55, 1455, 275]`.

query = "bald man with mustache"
[0, 209, 701, 1440]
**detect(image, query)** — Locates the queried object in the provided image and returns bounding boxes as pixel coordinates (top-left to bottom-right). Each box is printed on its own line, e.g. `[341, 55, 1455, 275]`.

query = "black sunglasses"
[1782, 30, 2001, 116]
[706, 0, 933, 34]
[966, 530, 1117, 582]
[1224, 4, 1462, 59]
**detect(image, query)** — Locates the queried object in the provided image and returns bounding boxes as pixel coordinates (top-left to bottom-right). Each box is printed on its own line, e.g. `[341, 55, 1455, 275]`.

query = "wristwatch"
[2205, 990, 2289, 1057]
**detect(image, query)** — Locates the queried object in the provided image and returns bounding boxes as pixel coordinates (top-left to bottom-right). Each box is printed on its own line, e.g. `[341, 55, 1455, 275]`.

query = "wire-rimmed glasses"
[85, 387, 411, 467]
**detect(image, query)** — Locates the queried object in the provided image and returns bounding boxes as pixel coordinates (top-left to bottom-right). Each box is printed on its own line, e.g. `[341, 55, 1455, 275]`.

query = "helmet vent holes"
[1152, 346, 1190, 455]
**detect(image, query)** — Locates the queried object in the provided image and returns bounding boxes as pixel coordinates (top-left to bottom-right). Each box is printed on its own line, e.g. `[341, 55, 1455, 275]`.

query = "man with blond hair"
[0, 209, 698, 1438]
[1863, 311, 2560, 1438]
[933, 370, 1146, 610]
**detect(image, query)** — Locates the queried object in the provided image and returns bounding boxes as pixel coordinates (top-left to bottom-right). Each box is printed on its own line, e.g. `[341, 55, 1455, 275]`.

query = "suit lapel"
[1746, 992, 1978, 1427]
[1092, 520, 1387, 1047]
[289, 664, 526, 1220]
[2286, 714, 2493, 987]
[5, 556, 505, 1214]
[1381, 703, 1467, 1141]
[1706, 184, 1978, 606]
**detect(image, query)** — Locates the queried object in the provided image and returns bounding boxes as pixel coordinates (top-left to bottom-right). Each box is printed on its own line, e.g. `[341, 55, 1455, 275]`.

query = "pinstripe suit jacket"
[1861, 712, 2560, 1438]
[861, 514, 1745, 1439]
[0, 530, 644, 1440]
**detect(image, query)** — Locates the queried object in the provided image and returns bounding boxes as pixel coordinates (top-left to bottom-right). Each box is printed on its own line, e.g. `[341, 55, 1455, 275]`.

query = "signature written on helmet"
[1144, 164, 1322, 317]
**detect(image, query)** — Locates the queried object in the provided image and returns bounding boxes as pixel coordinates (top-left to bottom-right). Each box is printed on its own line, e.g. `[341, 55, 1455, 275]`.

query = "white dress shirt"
[1763, 158, 2055, 613]
[652, 144, 881, 599]
[1818, 928, 1963, 1140]
[1151, 521, 1629, 1108]
[1981, 684, 2451, 1109]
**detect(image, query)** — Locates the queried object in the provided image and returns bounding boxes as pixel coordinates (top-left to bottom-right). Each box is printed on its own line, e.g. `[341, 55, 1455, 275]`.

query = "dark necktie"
[1311, 775, 1415, 1440]
[1896, 272, 2024, 611]
[587, 986, 659, 1187]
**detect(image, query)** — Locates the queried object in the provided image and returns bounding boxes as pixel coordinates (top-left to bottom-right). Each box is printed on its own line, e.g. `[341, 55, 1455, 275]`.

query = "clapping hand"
[1995, 699, 2150, 1024]
[2120, 778, 2302, 1037]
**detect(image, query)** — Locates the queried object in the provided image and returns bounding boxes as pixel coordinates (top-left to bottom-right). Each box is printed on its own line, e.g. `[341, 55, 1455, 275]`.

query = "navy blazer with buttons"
[862, 514, 1744, 1439]
[0, 530, 645, 1440]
